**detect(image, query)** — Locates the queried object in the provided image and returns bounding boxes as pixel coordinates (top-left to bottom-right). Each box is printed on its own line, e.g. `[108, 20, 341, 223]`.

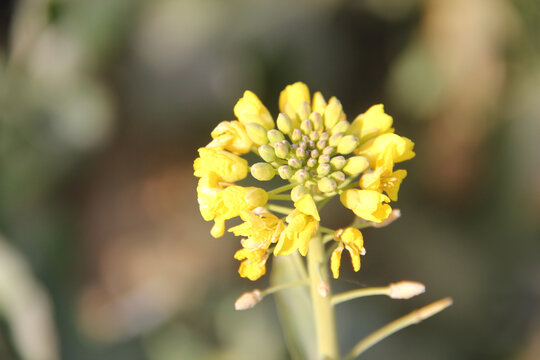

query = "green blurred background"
[1, 0, 539, 359]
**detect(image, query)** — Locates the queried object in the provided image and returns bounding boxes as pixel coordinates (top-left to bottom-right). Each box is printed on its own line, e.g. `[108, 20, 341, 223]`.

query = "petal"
[294, 194, 320, 221]
[330, 244, 344, 279]
[234, 91, 275, 130]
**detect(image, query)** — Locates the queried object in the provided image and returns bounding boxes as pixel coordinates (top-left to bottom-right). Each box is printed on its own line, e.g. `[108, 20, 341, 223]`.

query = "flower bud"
[267, 129, 285, 144]
[337, 135, 359, 155]
[288, 157, 302, 169]
[319, 132, 330, 141]
[277, 113, 293, 134]
[297, 101, 311, 120]
[278, 165, 294, 180]
[322, 146, 335, 156]
[245, 122, 268, 145]
[343, 156, 369, 175]
[291, 128, 302, 142]
[319, 154, 330, 163]
[301, 119, 313, 134]
[310, 149, 320, 158]
[317, 163, 331, 177]
[291, 185, 309, 202]
[330, 155, 346, 170]
[235, 289, 262, 310]
[388, 281, 425, 300]
[317, 140, 327, 150]
[258, 145, 276, 162]
[324, 99, 343, 129]
[274, 141, 291, 159]
[309, 131, 320, 141]
[307, 158, 317, 168]
[318, 177, 337, 193]
[331, 120, 350, 135]
[296, 147, 307, 159]
[329, 171, 346, 183]
[251, 162, 275, 181]
[293, 169, 309, 183]
[329, 132, 343, 147]
[309, 111, 323, 130]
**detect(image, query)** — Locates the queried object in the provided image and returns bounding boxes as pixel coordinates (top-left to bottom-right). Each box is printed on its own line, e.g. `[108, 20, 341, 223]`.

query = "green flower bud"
[322, 146, 335, 156]
[301, 119, 313, 134]
[330, 155, 346, 169]
[329, 171, 346, 183]
[291, 128, 302, 142]
[245, 123, 268, 145]
[307, 158, 317, 168]
[316, 140, 327, 150]
[274, 141, 291, 159]
[278, 165, 294, 180]
[309, 112, 323, 130]
[309, 131, 320, 141]
[258, 145, 276, 162]
[277, 113, 293, 134]
[319, 132, 330, 141]
[337, 135, 359, 155]
[293, 169, 309, 183]
[319, 154, 330, 163]
[324, 99, 342, 129]
[251, 162, 275, 181]
[297, 101, 311, 120]
[317, 177, 337, 193]
[317, 163, 331, 177]
[310, 149, 319, 158]
[291, 185, 309, 202]
[343, 156, 369, 175]
[296, 147, 307, 159]
[267, 129, 285, 144]
[288, 157, 302, 169]
[332, 120, 350, 135]
[329, 132, 343, 147]
[304, 180, 317, 192]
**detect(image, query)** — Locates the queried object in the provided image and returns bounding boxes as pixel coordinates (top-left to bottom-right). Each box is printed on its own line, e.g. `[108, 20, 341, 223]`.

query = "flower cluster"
[194, 82, 414, 280]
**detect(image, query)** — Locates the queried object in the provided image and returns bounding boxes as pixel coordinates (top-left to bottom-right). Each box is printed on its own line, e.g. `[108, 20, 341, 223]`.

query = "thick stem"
[307, 234, 339, 359]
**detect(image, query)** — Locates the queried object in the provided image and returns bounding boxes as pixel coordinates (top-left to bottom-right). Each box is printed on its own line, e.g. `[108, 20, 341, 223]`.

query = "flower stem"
[343, 297, 453, 360]
[307, 235, 339, 359]
[331, 287, 389, 306]
[267, 204, 294, 215]
[261, 279, 309, 297]
[267, 183, 296, 196]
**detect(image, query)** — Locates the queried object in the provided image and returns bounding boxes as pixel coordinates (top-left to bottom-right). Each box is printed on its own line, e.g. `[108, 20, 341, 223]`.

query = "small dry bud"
[235, 289, 263, 310]
[371, 209, 401, 228]
[388, 281, 425, 299]
[317, 281, 330, 297]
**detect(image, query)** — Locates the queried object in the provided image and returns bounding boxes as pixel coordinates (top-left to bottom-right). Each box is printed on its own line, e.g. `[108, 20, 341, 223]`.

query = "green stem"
[331, 287, 389, 306]
[343, 298, 453, 360]
[267, 204, 294, 215]
[319, 226, 335, 235]
[268, 194, 292, 201]
[307, 235, 339, 359]
[267, 183, 296, 196]
[261, 280, 309, 297]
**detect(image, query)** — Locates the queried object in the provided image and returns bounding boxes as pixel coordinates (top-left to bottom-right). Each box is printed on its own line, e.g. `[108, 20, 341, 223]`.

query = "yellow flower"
[194, 147, 248, 183]
[234, 91, 275, 130]
[348, 104, 394, 141]
[360, 168, 407, 202]
[330, 227, 365, 278]
[229, 210, 285, 250]
[312, 91, 327, 114]
[207, 120, 253, 154]
[279, 82, 311, 120]
[196, 176, 268, 238]
[340, 189, 392, 223]
[234, 248, 268, 281]
[356, 133, 415, 167]
[274, 195, 320, 256]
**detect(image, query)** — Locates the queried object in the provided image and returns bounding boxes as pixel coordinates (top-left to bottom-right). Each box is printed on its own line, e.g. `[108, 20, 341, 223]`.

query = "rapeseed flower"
[194, 82, 414, 280]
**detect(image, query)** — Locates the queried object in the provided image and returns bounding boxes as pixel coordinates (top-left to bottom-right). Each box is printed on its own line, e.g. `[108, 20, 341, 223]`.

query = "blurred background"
[1, 0, 539, 359]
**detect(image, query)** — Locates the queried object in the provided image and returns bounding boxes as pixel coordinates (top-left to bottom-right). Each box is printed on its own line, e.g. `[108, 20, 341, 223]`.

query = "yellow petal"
[348, 104, 393, 141]
[340, 189, 392, 223]
[356, 133, 415, 167]
[279, 82, 311, 120]
[294, 194, 320, 221]
[234, 91, 275, 130]
[312, 91, 327, 114]
[345, 244, 361, 272]
[330, 244, 344, 279]
[208, 120, 252, 154]
[194, 147, 248, 182]
[234, 248, 268, 281]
